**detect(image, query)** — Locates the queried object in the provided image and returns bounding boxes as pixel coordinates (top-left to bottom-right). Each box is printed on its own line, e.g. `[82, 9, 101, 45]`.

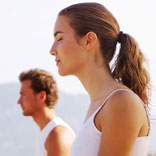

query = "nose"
[17, 97, 21, 105]
[50, 43, 58, 56]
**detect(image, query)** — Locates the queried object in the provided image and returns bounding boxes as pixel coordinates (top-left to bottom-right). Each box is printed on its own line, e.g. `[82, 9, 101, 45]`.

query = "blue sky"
[0, 0, 156, 104]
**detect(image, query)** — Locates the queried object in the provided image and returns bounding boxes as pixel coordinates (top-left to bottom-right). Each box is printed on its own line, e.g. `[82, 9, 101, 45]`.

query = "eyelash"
[57, 38, 63, 41]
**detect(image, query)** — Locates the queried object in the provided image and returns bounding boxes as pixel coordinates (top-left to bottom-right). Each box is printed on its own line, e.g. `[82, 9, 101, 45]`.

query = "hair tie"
[117, 31, 124, 43]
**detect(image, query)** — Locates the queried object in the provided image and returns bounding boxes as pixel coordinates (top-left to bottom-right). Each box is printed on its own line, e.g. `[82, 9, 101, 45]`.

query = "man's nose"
[17, 97, 21, 104]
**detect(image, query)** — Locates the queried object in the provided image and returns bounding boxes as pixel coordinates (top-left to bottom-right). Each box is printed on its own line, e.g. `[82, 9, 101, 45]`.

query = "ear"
[84, 32, 97, 50]
[37, 91, 47, 104]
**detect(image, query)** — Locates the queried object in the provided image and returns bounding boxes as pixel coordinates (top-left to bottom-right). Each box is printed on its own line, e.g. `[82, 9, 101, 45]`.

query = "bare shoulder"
[107, 90, 145, 114]
[45, 126, 75, 156]
[99, 90, 146, 130]
[96, 90, 149, 155]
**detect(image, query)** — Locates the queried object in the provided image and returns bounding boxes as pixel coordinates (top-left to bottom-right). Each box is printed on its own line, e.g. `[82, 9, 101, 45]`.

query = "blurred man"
[18, 69, 75, 156]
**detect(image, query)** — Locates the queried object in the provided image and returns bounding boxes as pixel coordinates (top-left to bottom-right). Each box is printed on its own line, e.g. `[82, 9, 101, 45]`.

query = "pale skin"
[50, 15, 149, 156]
[18, 80, 75, 156]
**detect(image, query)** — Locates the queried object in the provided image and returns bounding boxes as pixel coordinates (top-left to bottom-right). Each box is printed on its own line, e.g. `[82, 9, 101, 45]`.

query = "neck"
[32, 107, 56, 130]
[76, 63, 120, 101]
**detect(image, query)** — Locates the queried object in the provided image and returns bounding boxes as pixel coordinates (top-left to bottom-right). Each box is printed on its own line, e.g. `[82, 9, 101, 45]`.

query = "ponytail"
[112, 33, 150, 105]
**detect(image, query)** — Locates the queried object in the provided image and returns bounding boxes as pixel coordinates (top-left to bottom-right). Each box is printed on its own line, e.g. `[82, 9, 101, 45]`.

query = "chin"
[58, 69, 70, 76]
[58, 68, 75, 76]
[59, 72, 69, 76]
[23, 111, 32, 116]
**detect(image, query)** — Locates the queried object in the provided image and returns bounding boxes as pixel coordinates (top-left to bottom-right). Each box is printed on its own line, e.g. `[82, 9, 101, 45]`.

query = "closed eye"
[20, 92, 26, 97]
[57, 38, 63, 41]
[54, 32, 63, 42]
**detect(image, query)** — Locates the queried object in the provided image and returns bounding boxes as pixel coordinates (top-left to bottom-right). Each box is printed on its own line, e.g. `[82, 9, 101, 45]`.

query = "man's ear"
[84, 32, 97, 50]
[38, 91, 47, 103]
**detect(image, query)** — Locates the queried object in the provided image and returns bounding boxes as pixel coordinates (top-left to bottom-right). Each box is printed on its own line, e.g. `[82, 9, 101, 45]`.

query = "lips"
[55, 59, 61, 65]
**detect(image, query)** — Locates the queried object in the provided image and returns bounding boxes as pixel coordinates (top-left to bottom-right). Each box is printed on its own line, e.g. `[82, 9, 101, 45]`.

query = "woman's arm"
[97, 91, 146, 156]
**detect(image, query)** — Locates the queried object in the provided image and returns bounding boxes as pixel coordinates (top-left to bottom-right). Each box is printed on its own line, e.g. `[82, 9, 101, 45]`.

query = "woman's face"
[50, 15, 88, 76]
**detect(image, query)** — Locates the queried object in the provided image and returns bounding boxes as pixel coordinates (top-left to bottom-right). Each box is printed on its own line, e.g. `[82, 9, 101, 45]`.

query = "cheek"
[57, 39, 87, 74]
[62, 41, 80, 57]
[23, 96, 31, 103]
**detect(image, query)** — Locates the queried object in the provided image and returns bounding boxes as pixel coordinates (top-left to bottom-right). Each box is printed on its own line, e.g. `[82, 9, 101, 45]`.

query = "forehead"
[54, 15, 72, 35]
[20, 80, 32, 91]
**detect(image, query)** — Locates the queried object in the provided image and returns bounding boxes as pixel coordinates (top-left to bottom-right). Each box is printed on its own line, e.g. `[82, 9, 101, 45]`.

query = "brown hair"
[19, 69, 58, 108]
[59, 2, 150, 105]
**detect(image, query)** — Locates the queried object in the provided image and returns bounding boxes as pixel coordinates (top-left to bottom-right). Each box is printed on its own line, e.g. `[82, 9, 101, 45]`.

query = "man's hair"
[19, 69, 58, 108]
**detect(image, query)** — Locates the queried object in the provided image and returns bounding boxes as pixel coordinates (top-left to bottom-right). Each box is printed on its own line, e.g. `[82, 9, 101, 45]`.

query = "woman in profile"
[50, 2, 151, 156]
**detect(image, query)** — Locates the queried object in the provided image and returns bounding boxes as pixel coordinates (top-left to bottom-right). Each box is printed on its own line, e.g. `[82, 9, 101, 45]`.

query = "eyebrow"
[54, 31, 63, 37]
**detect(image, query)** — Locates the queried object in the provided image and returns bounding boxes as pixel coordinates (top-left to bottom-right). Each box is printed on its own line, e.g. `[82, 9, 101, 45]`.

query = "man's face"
[18, 80, 40, 116]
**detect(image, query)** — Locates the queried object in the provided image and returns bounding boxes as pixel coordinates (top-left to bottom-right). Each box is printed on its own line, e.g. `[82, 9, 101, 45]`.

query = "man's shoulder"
[49, 125, 73, 139]
[45, 125, 75, 155]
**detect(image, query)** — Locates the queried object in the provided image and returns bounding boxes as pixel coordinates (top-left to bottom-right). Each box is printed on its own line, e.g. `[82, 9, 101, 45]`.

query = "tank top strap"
[41, 117, 59, 145]
[92, 88, 150, 136]
[41, 117, 75, 144]
[93, 88, 131, 116]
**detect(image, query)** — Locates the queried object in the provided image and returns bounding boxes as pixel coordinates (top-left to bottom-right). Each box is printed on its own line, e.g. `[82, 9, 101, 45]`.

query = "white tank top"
[36, 117, 75, 156]
[70, 89, 150, 156]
